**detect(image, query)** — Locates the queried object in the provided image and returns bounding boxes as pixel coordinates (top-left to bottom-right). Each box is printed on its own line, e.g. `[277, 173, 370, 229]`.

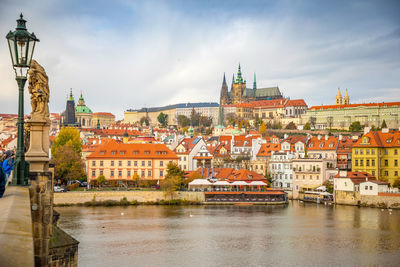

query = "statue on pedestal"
[28, 60, 49, 121]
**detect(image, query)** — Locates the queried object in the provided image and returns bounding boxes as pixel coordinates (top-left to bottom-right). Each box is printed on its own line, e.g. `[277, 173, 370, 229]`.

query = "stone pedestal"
[25, 119, 50, 172]
[29, 171, 53, 267]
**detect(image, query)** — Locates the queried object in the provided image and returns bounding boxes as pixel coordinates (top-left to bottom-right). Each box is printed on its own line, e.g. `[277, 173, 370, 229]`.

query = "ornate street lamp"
[6, 14, 39, 185]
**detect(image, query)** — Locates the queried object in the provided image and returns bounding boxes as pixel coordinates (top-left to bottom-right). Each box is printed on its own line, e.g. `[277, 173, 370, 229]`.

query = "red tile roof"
[307, 136, 338, 151]
[354, 130, 400, 148]
[257, 143, 281, 157]
[309, 102, 400, 111]
[87, 139, 178, 159]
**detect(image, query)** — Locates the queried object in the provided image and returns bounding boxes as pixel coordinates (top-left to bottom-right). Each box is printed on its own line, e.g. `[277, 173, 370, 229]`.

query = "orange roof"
[307, 136, 338, 151]
[285, 99, 307, 107]
[333, 171, 389, 184]
[174, 137, 199, 154]
[214, 169, 266, 182]
[237, 103, 253, 108]
[337, 136, 357, 153]
[250, 99, 287, 109]
[92, 112, 115, 116]
[354, 130, 400, 148]
[309, 102, 400, 111]
[257, 143, 281, 157]
[87, 139, 178, 159]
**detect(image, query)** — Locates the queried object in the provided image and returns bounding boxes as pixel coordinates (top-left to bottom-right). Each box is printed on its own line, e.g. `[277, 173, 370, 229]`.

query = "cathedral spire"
[236, 62, 243, 83]
[68, 88, 74, 101]
[253, 72, 257, 90]
[220, 73, 229, 105]
[344, 89, 350, 105]
[336, 88, 343, 105]
[232, 74, 235, 84]
[222, 72, 227, 86]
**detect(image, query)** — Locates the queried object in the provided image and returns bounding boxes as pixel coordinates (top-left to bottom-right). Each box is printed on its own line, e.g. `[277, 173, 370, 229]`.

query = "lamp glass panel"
[16, 36, 28, 65]
[7, 38, 17, 66]
[26, 40, 35, 67]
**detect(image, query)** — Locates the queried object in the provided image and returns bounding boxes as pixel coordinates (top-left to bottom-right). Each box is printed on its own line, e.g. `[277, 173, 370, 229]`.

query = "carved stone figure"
[28, 60, 49, 120]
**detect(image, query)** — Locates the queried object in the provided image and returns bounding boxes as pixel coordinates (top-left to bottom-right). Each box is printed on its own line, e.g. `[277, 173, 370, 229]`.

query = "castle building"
[220, 63, 283, 105]
[336, 88, 350, 105]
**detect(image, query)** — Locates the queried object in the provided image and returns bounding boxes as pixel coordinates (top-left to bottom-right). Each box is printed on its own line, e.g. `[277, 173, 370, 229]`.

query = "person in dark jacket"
[0, 164, 6, 198]
[2, 151, 14, 183]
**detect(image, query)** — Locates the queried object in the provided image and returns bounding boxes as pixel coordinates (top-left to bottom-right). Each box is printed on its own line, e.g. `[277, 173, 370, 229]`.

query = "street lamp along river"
[6, 13, 39, 185]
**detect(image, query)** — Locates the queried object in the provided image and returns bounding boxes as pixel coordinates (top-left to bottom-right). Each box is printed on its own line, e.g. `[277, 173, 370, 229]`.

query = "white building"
[359, 180, 390, 196]
[175, 103, 219, 125]
[270, 151, 295, 189]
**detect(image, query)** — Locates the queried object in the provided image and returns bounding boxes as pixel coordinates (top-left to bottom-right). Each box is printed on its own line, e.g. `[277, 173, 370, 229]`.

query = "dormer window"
[329, 143, 333, 148]
[134, 150, 139, 155]
[120, 151, 126, 155]
[319, 143, 324, 148]
[111, 150, 117, 155]
[309, 144, 313, 148]
[386, 138, 392, 143]
[100, 150, 106, 155]
[145, 151, 150, 155]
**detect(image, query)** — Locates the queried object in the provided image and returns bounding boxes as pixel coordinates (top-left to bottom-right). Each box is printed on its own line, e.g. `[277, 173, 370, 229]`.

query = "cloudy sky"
[0, 0, 399, 119]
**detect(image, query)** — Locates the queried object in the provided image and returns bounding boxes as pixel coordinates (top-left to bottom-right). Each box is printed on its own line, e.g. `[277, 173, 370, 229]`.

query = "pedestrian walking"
[2, 151, 14, 184]
[0, 164, 6, 198]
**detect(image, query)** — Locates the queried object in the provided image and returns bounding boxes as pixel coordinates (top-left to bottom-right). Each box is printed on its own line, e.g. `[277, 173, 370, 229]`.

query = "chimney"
[325, 135, 328, 141]
[339, 134, 342, 141]
[284, 134, 288, 139]
[317, 135, 321, 140]
[364, 127, 370, 134]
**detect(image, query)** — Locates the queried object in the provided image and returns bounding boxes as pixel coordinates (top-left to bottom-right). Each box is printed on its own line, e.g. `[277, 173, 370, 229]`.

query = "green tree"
[309, 117, 316, 129]
[265, 170, 274, 186]
[177, 115, 190, 127]
[52, 143, 85, 185]
[323, 180, 334, 194]
[51, 127, 82, 155]
[285, 121, 297, 130]
[165, 162, 185, 180]
[225, 113, 236, 126]
[97, 175, 106, 187]
[303, 122, 311, 130]
[199, 116, 213, 127]
[381, 120, 387, 129]
[157, 112, 168, 127]
[160, 175, 182, 199]
[349, 121, 362, 132]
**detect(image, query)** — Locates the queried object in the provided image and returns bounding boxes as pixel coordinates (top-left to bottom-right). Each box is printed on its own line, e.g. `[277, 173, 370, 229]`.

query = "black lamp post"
[6, 14, 39, 185]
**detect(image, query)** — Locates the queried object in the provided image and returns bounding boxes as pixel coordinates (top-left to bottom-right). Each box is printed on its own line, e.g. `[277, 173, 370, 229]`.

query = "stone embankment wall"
[335, 190, 400, 208]
[54, 191, 205, 205]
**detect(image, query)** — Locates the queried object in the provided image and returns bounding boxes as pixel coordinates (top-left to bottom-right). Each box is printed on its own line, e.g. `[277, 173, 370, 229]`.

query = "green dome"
[76, 105, 92, 114]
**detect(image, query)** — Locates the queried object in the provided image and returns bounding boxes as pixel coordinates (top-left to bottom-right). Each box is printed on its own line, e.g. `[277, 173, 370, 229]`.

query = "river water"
[57, 202, 400, 266]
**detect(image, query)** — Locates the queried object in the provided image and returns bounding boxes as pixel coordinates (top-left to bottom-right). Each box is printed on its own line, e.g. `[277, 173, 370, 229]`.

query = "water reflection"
[57, 202, 400, 266]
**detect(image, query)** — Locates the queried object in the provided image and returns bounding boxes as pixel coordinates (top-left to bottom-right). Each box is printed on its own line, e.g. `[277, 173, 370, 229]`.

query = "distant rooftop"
[126, 102, 219, 112]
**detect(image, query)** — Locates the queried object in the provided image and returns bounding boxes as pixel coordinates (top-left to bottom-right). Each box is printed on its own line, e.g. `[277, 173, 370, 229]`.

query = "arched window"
[82, 118, 85, 126]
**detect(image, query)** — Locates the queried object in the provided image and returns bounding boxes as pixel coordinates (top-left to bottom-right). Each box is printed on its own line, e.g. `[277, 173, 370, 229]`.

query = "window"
[184, 165, 186, 169]
[384, 149, 388, 155]
[360, 149, 363, 155]
[395, 171, 398, 176]
[160, 170, 164, 177]
[372, 160, 375, 167]
[395, 149, 398, 155]
[145, 151, 150, 155]
[111, 161, 114, 166]
[111, 170, 114, 177]
[100, 151, 105, 155]
[370, 186, 373, 190]
[355, 160, 358, 167]
[92, 161, 96, 167]
[355, 149, 358, 155]
[384, 171, 388, 176]
[92, 170, 95, 177]
[100, 170, 103, 175]
[142, 161, 145, 166]
[127, 170, 131, 177]
[303, 175, 305, 180]
[119, 160, 122, 166]
[118, 170, 122, 177]
[371, 149, 375, 155]
[366, 160, 370, 167]
[111, 150, 117, 155]
[141, 171, 145, 177]
[360, 160, 363, 167]
[395, 159, 398, 167]
[120, 151, 125, 155]
[100, 160, 103, 167]
[384, 160, 388, 167]
[365, 186, 368, 190]
[366, 149, 370, 155]
[148, 161, 151, 166]
[372, 171, 375, 176]
[160, 161, 163, 167]
[134, 161, 137, 166]
[134, 151, 139, 155]
[127, 161, 131, 166]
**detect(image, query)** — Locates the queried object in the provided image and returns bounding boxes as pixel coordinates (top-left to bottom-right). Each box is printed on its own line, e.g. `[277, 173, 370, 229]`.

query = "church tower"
[344, 89, 350, 105]
[231, 63, 247, 104]
[336, 88, 343, 105]
[61, 89, 77, 126]
[220, 73, 229, 105]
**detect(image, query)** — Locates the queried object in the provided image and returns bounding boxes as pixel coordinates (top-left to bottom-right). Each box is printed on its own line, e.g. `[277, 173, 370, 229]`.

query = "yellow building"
[92, 112, 115, 128]
[352, 129, 400, 184]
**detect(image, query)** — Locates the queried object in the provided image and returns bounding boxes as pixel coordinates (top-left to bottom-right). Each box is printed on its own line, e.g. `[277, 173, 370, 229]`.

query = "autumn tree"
[309, 117, 316, 129]
[199, 116, 213, 127]
[190, 108, 201, 127]
[303, 122, 311, 130]
[52, 143, 85, 185]
[131, 173, 140, 187]
[381, 120, 387, 129]
[51, 127, 82, 155]
[157, 112, 168, 127]
[259, 121, 267, 136]
[140, 116, 150, 126]
[97, 175, 106, 187]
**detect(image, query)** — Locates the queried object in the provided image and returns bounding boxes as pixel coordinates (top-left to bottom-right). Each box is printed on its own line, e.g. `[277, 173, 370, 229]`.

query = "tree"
[97, 175, 106, 187]
[392, 179, 400, 189]
[177, 115, 190, 127]
[381, 120, 387, 129]
[160, 175, 182, 199]
[190, 108, 201, 127]
[52, 143, 85, 185]
[259, 121, 267, 136]
[51, 127, 82, 155]
[309, 117, 316, 129]
[165, 162, 185, 180]
[131, 173, 140, 187]
[199, 116, 213, 127]
[303, 122, 311, 130]
[225, 113, 236, 126]
[327, 117, 333, 130]
[265, 170, 274, 187]
[285, 121, 297, 130]
[323, 180, 334, 194]
[157, 112, 168, 127]
[140, 116, 150, 126]
[349, 121, 362, 132]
